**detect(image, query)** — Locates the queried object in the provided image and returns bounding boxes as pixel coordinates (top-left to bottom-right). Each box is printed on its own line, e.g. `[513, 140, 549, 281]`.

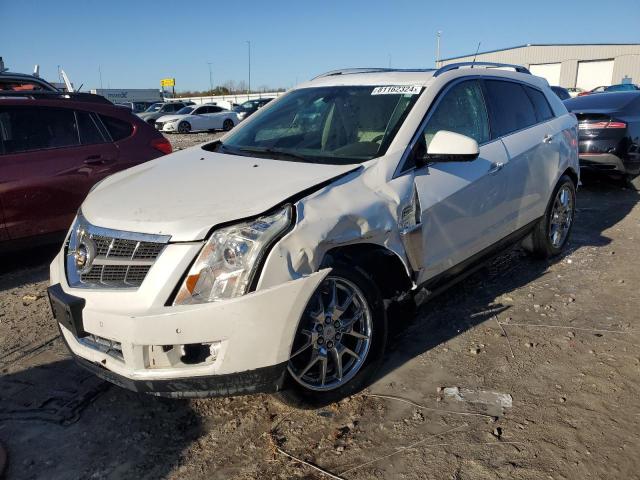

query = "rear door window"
[76, 111, 107, 145]
[525, 86, 554, 122]
[0, 106, 80, 154]
[484, 80, 537, 137]
[98, 114, 133, 141]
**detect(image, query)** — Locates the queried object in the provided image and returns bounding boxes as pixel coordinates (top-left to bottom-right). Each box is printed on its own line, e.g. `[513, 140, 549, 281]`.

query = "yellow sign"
[160, 78, 175, 87]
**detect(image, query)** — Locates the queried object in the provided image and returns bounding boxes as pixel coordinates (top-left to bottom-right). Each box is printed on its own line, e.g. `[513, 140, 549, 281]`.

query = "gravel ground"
[1, 133, 639, 479]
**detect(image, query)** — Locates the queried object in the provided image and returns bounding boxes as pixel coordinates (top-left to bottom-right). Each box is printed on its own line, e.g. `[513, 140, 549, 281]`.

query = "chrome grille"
[66, 214, 170, 289]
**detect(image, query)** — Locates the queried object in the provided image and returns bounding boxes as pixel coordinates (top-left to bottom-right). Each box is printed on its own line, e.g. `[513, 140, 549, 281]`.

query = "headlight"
[173, 205, 292, 305]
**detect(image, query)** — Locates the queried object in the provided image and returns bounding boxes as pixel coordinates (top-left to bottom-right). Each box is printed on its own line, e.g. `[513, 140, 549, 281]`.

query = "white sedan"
[155, 104, 240, 133]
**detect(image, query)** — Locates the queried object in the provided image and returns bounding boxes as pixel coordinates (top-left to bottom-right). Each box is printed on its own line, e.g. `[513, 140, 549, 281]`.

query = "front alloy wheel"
[178, 121, 191, 134]
[288, 277, 372, 391]
[279, 264, 386, 407]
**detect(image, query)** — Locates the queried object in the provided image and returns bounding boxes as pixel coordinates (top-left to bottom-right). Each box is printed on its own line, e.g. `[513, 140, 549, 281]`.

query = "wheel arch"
[320, 243, 413, 301]
[562, 166, 579, 187]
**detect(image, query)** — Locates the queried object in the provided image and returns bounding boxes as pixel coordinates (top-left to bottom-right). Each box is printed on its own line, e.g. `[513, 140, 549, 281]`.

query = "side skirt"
[413, 218, 541, 306]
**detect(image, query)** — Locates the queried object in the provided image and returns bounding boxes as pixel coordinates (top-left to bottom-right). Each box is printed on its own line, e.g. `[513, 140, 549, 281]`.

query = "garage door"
[576, 60, 614, 91]
[529, 63, 562, 86]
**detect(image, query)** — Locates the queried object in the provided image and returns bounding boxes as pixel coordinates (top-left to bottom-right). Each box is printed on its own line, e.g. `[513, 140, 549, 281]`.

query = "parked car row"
[144, 97, 275, 134]
[577, 83, 640, 96]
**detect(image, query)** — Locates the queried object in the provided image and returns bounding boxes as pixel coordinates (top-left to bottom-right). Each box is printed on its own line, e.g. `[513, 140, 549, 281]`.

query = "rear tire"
[178, 121, 191, 134]
[525, 174, 576, 259]
[275, 263, 387, 408]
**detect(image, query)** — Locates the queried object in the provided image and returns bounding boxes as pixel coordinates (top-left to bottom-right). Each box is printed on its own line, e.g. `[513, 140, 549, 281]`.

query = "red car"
[0, 91, 172, 249]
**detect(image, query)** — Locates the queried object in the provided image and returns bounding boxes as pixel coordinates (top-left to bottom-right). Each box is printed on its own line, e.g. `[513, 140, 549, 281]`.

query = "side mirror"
[419, 130, 480, 165]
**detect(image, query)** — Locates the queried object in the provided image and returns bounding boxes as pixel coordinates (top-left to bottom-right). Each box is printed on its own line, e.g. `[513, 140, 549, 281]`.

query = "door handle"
[488, 162, 504, 175]
[543, 134, 554, 144]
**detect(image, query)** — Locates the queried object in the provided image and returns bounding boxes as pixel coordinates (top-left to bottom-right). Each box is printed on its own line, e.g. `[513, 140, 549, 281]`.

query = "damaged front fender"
[256, 160, 418, 293]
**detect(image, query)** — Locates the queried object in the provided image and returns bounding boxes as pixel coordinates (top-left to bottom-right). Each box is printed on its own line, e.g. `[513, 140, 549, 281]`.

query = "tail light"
[150, 137, 172, 154]
[578, 121, 626, 130]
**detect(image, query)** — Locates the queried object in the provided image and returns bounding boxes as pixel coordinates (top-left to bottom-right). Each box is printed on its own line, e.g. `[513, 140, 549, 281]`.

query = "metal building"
[437, 44, 640, 90]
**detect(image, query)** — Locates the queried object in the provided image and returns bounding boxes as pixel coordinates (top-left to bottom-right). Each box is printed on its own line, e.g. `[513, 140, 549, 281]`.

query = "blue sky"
[1, 0, 639, 92]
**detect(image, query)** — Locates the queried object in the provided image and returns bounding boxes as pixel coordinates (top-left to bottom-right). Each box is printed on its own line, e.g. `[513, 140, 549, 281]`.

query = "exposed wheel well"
[321, 244, 412, 300]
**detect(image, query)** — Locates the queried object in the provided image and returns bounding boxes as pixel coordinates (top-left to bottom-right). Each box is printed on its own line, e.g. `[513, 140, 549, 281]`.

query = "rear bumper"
[579, 153, 627, 173]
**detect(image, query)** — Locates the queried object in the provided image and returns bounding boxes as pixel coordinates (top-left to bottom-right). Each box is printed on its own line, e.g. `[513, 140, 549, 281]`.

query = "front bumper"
[50, 248, 328, 397]
[158, 122, 178, 132]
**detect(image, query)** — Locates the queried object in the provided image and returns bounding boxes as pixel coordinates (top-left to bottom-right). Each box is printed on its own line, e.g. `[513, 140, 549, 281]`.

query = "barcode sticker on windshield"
[371, 85, 422, 95]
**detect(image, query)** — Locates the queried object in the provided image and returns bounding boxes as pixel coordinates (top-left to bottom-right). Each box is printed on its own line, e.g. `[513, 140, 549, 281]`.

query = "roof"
[440, 43, 640, 62]
[303, 63, 536, 88]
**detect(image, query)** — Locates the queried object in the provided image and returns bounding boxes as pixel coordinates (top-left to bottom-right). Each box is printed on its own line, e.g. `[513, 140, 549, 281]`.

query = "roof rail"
[312, 67, 435, 80]
[433, 62, 531, 77]
[0, 91, 113, 104]
[313, 68, 396, 80]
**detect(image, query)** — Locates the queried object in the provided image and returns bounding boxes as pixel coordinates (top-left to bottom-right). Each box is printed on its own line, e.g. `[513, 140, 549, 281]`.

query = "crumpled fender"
[257, 159, 416, 290]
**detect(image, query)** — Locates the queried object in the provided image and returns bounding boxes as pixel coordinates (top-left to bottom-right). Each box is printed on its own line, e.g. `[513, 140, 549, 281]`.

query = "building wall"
[437, 44, 640, 88]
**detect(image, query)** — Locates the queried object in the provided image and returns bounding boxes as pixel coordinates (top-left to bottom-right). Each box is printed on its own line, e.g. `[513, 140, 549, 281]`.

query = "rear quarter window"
[76, 111, 107, 145]
[525, 86, 554, 122]
[99, 114, 134, 141]
[484, 80, 537, 137]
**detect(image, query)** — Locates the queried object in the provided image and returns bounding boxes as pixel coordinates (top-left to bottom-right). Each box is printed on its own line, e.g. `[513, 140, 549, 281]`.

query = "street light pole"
[246, 40, 251, 95]
[207, 62, 213, 95]
[436, 31, 442, 67]
[98, 65, 103, 90]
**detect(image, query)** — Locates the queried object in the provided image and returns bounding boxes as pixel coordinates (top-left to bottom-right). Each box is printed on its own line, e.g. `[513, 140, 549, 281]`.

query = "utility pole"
[436, 31, 442, 67]
[98, 65, 103, 90]
[388, 53, 392, 68]
[246, 40, 251, 95]
[207, 62, 213, 95]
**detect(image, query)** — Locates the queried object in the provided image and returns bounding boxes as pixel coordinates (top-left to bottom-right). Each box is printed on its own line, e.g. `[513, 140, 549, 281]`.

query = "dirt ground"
[1, 132, 639, 480]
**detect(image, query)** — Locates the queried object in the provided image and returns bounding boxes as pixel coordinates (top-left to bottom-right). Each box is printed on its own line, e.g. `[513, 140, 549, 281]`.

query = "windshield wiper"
[236, 146, 312, 163]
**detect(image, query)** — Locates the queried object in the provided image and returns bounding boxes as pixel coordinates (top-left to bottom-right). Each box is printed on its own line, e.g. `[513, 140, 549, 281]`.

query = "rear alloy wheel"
[178, 121, 191, 134]
[223, 119, 234, 131]
[278, 265, 386, 407]
[525, 174, 576, 258]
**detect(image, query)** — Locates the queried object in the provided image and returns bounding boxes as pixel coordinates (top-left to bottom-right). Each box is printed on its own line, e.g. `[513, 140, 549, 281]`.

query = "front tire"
[277, 264, 387, 408]
[178, 121, 191, 134]
[222, 119, 234, 131]
[525, 174, 576, 258]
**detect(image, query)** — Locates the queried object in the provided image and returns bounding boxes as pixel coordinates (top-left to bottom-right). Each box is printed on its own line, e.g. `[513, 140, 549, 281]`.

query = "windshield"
[176, 106, 194, 115]
[145, 103, 162, 112]
[215, 85, 422, 165]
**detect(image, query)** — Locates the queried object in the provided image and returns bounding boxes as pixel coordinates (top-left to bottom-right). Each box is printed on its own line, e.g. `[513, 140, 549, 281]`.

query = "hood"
[82, 147, 359, 241]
